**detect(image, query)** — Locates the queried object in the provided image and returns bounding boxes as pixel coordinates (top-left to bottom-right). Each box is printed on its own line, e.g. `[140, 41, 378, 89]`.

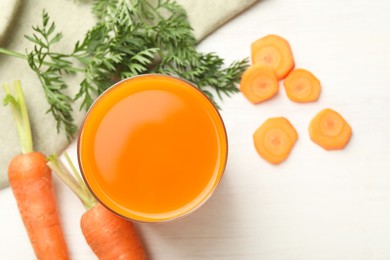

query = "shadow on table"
[138, 168, 244, 258]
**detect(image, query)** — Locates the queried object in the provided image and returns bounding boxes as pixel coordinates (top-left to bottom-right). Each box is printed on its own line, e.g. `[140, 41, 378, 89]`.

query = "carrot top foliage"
[0, 0, 248, 140]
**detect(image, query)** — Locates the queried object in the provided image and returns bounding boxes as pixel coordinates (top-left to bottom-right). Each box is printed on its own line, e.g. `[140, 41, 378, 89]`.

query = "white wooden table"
[1, 0, 390, 259]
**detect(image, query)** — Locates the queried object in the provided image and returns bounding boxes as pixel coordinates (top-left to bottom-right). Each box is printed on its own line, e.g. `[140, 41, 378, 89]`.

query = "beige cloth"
[0, 0, 20, 43]
[0, 0, 257, 188]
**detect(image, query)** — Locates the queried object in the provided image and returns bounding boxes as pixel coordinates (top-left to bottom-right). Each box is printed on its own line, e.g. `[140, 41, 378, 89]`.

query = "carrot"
[240, 64, 279, 104]
[284, 68, 321, 102]
[3, 81, 69, 259]
[309, 108, 352, 150]
[253, 117, 298, 164]
[251, 34, 295, 80]
[81, 203, 146, 260]
[48, 153, 147, 260]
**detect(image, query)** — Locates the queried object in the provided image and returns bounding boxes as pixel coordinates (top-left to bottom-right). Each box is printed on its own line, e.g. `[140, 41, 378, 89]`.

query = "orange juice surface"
[78, 75, 227, 222]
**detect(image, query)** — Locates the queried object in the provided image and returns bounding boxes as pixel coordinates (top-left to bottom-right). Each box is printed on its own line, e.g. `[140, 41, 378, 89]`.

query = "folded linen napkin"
[0, 0, 258, 188]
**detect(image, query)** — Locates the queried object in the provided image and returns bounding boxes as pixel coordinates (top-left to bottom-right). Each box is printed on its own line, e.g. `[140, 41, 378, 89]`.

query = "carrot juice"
[78, 74, 227, 222]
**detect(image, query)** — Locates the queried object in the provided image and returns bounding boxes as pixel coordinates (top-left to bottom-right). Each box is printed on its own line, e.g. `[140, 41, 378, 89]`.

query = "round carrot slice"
[284, 68, 321, 102]
[240, 65, 279, 104]
[251, 34, 295, 80]
[253, 117, 298, 164]
[309, 108, 352, 150]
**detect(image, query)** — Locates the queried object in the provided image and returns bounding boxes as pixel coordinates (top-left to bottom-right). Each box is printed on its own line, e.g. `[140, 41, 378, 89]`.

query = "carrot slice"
[251, 34, 295, 80]
[253, 117, 298, 164]
[240, 65, 279, 104]
[284, 68, 321, 102]
[309, 108, 352, 150]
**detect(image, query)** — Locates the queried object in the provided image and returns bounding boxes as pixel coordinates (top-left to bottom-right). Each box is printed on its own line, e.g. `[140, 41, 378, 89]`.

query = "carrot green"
[0, 0, 248, 140]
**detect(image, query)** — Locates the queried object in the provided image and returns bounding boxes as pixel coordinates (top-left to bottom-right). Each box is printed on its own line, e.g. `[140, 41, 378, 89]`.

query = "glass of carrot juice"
[77, 74, 228, 222]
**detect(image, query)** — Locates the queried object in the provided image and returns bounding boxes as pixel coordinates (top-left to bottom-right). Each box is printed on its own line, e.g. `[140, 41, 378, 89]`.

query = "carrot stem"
[2, 81, 33, 154]
[63, 152, 90, 199]
[0, 47, 27, 59]
[47, 154, 96, 210]
[0, 47, 84, 73]
[62, 152, 96, 210]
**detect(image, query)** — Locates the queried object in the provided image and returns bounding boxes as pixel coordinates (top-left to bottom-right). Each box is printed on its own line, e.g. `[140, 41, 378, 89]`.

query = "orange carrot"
[309, 108, 352, 150]
[8, 152, 69, 259]
[3, 81, 69, 259]
[253, 117, 298, 164]
[240, 64, 279, 104]
[251, 34, 295, 80]
[81, 203, 146, 260]
[284, 68, 321, 102]
[48, 153, 147, 260]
